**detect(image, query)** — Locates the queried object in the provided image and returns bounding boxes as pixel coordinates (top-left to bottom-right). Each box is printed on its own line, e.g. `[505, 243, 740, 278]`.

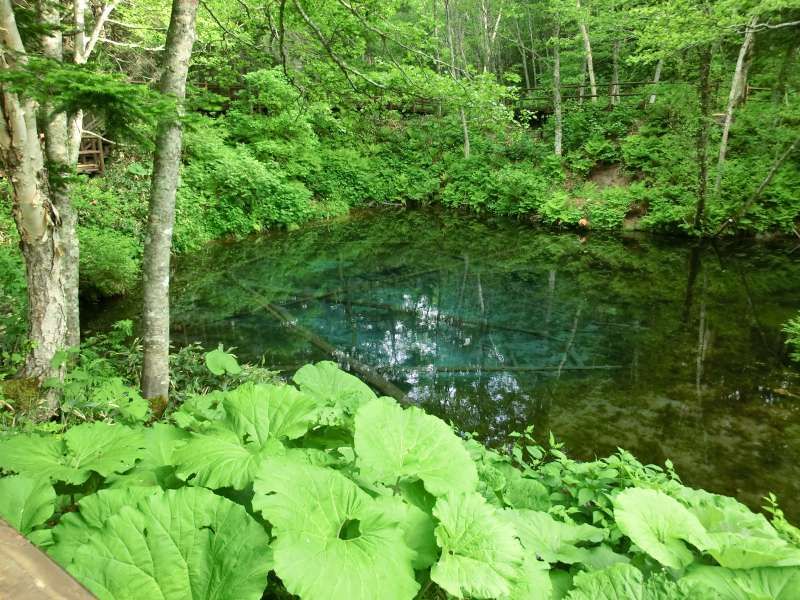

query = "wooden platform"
[76, 134, 106, 175]
[0, 519, 94, 599]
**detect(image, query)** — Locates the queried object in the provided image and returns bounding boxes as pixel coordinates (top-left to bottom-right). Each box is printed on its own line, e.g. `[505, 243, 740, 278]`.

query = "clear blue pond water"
[94, 209, 800, 517]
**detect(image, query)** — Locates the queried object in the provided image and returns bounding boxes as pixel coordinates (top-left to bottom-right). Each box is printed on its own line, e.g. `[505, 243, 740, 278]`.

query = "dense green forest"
[1, 0, 800, 597]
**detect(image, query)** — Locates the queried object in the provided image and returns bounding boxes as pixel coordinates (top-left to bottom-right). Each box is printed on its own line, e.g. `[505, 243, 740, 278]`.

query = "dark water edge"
[88, 208, 800, 519]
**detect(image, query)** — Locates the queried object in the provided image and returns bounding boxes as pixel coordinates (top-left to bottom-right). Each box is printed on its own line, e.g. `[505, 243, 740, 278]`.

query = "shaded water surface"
[99, 210, 800, 516]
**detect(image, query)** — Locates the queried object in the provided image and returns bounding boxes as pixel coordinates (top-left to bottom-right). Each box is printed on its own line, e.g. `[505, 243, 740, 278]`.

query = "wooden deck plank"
[0, 519, 95, 599]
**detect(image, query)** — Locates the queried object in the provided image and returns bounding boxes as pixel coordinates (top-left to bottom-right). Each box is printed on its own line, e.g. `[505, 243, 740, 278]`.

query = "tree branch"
[292, 0, 384, 90]
[80, 0, 122, 63]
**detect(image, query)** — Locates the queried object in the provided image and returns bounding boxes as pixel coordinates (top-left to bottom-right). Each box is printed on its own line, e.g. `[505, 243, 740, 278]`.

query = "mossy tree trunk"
[0, 0, 68, 411]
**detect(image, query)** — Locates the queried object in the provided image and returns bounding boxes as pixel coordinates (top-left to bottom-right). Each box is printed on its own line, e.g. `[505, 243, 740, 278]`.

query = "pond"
[92, 209, 800, 518]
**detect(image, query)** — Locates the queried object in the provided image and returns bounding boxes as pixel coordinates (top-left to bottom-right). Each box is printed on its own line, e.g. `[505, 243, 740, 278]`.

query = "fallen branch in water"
[230, 276, 410, 404]
[380, 364, 621, 373]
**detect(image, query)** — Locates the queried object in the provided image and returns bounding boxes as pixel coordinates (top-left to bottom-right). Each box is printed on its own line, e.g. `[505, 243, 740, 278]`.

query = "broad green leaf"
[676, 487, 800, 568]
[172, 390, 227, 430]
[550, 570, 573, 600]
[174, 426, 283, 490]
[62, 422, 146, 478]
[0, 436, 86, 483]
[205, 347, 242, 375]
[613, 488, 711, 569]
[503, 556, 552, 600]
[49, 487, 161, 565]
[174, 383, 317, 489]
[683, 565, 800, 599]
[503, 508, 605, 564]
[252, 457, 418, 600]
[106, 423, 190, 489]
[0, 423, 145, 485]
[0, 474, 56, 535]
[293, 361, 376, 417]
[61, 487, 271, 600]
[375, 494, 438, 569]
[578, 544, 632, 570]
[354, 397, 478, 496]
[566, 564, 689, 599]
[431, 491, 523, 599]
[502, 475, 551, 511]
[223, 382, 318, 443]
[709, 533, 800, 569]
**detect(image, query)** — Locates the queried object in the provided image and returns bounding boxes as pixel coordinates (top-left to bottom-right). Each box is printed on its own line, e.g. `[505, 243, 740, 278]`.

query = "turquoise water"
[96, 209, 800, 516]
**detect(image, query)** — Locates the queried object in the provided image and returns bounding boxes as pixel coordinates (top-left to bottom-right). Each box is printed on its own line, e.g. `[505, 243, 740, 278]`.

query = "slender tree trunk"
[649, 59, 663, 104]
[693, 45, 713, 231]
[578, 57, 587, 103]
[39, 0, 80, 349]
[553, 21, 563, 156]
[141, 0, 199, 400]
[713, 16, 757, 196]
[610, 39, 621, 105]
[444, 0, 470, 158]
[576, 0, 597, 103]
[527, 11, 537, 87]
[0, 0, 67, 401]
[516, 22, 530, 90]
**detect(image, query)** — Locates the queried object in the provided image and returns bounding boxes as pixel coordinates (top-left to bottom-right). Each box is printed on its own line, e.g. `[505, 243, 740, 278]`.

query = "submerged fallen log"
[381, 364, 622, 374]
[230, 277, 410, 404]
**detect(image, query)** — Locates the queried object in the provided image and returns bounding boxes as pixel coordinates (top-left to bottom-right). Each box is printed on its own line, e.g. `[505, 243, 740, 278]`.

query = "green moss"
[0, 378, 41, 414]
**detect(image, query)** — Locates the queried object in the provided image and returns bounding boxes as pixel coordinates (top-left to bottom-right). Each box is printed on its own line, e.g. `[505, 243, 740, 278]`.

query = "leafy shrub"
[79, 227, 141, 297]
[182, 120, 315, 236]
[0, 238, 27, 377]
[539, 189, 583, 226]
[784, 313, 800, 363]
[2, 361, 797, 599]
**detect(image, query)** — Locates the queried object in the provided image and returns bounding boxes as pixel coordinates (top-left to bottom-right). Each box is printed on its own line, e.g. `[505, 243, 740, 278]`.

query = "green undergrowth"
[1, 358, 799, 599]
[785, 313, 800, 364]
[29, 68, 795, 304]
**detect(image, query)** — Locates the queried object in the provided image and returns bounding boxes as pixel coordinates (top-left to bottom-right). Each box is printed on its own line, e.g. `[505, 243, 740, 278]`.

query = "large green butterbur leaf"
[565, 564, 690, 599]
[252, 457, 418, 600]
[0, 422, 145, 484]
[677, 487, 800, 569]
[106, 423, 190, 488]
[59, 487, 271, 600]
[354, 397, 478, 496]
[375, 494, 438, 569]
[503, 508, 605, 565]
[504, 556, 552, 600]
[174, 383, 317, 489]
[49, 487, 161, 565]
[293, 361, 376, 423]
[0, 474, 56, 535]
[223, 382, 318, 441]
[431, 491, 524, 599]
[683, 565, 800, 599]
[613, 488, 711, 569]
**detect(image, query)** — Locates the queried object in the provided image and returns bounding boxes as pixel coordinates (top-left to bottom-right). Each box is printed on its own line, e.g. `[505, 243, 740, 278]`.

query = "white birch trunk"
[444, 0, 470, 158]
[649, 59, 663, 104]
[576, 0, 597, 103]
[39, 0, 81, 349]
[141, 0, 199, 400]
[611, 40, 621, 105]
[713, 16, 757, 196]
[0, 0, 67, 405]
[553, 21, 563, 156]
